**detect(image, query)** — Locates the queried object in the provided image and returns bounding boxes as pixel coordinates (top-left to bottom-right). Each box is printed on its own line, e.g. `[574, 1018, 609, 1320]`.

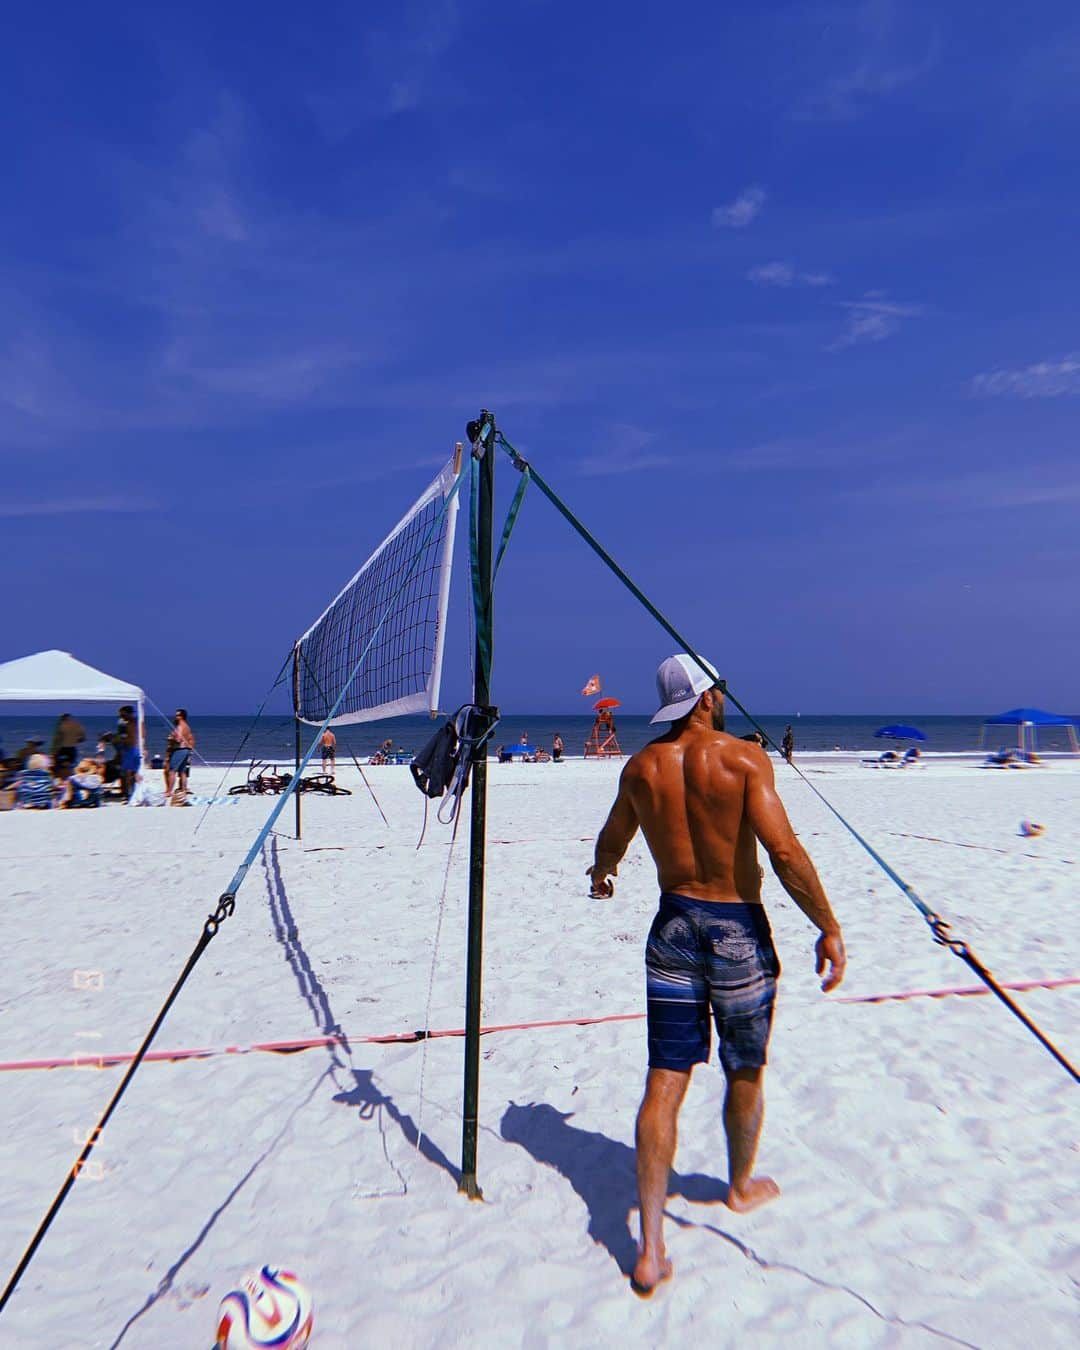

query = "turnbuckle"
[204, 892, 236, 938]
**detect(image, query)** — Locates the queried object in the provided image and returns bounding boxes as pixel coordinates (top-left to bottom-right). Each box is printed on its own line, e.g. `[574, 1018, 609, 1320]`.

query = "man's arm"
[588, 767, 640, 898]
[744, 748, 846, 991]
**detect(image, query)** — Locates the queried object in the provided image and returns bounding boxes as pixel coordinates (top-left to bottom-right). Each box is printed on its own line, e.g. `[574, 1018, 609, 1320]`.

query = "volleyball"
[214, 1266, 314, 1349]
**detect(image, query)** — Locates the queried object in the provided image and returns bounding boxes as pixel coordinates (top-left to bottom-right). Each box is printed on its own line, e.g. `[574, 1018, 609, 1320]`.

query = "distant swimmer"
[588, 654, 845, 1298]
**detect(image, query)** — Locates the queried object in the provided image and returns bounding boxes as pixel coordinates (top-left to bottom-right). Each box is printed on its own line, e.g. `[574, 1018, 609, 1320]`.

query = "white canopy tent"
[0, 650, 146, 762]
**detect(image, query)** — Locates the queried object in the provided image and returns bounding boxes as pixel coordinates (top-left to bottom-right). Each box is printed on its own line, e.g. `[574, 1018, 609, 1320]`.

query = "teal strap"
[496, 432, 939, 927]
[494, 433, 1080, 1080]
[493, 467, 529, 583]
[469, 455, 492, 690]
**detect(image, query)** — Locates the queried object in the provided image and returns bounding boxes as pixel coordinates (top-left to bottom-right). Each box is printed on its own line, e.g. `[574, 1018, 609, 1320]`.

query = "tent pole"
[292, 646, 302, 842]
[460, 411, 495, 1200]
[136, 699, 146, 777]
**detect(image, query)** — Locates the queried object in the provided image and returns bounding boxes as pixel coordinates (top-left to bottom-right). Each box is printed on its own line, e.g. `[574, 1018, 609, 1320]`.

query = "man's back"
[623, 728, 764, 904]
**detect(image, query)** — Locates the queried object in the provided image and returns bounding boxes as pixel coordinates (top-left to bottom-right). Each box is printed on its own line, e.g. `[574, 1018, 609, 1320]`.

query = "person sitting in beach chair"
[60, 758, 105, 809]
[12, 754, 57, 809]
[902, 746, 921, 764]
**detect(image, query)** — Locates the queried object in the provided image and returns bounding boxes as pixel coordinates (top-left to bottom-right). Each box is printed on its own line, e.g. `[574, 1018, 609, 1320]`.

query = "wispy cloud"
[845, 468, 1080, 512]
[0, 497, 159, 518]
[712, 186, 766, 229]
[803, 50, 937, 121]
[747, 261, 835, 288]
[970, 354, 1080, 398]
[307, 1, 461, 135]
[798, 1, 938, 122]
[578, 422, 670, 475]
[578, 452, 671, 477]
[828, 295, 924, 350]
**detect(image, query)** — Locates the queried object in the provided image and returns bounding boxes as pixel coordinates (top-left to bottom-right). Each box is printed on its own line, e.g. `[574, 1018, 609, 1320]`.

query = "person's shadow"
[500, 1102, 729, 1276]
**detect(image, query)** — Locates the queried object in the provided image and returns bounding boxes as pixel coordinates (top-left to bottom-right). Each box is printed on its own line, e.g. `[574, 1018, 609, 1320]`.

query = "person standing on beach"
[552, 732, 564, 762]
[50, 713, 86, 777]
[165, 710, 195, 803]
[116, 705, 140, 798]
[588, 654, 845, 1297]
[320, 727, 337, 776]
[781, 725, 794, 763]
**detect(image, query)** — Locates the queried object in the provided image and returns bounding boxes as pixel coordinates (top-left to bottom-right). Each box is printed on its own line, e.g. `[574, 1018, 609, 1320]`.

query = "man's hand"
[815, 930, 846, 992]
[586, 864, 615, 899]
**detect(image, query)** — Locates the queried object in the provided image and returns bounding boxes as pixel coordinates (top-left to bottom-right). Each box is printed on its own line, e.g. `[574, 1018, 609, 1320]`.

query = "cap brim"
[649, 694, 703, 724]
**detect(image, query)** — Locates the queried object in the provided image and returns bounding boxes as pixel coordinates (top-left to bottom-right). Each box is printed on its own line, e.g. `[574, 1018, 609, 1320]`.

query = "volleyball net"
[293, 453, 461, 725]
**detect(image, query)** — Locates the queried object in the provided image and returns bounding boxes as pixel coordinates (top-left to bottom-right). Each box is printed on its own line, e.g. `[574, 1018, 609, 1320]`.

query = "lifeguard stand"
[584, 711, 622, 758]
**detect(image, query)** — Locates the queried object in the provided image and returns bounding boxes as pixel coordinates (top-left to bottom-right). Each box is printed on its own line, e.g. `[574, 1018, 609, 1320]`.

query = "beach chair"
[67, 775, 104, 808]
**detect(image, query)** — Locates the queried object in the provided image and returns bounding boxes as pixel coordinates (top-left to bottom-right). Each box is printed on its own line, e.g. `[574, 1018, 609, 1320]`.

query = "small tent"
[981, 707, 1079, 757]
[0, 650, 146, 759]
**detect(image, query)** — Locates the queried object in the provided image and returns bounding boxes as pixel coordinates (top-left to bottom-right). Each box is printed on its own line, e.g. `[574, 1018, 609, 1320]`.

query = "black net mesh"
[294, 467, 457, 725]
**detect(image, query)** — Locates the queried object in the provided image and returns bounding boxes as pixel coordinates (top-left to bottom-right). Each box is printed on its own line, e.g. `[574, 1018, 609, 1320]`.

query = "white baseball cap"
[650, 653, 720, 724]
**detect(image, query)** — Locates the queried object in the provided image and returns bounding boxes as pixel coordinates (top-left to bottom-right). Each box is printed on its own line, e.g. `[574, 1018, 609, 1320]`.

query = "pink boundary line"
[3, 982, 1075, 1073]
[835, 975, 1079, 1004]
[0, 1013, 646, 1073]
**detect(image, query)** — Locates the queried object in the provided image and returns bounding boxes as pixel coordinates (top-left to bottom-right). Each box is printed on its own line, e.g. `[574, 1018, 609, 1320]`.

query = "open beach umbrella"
[874, 724, 928, 741]
[593, 698, 621, 710]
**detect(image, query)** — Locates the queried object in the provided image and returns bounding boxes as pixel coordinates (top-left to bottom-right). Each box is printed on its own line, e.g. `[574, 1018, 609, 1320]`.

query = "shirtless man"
[588, 654, 846, 1297]
[320, 727, 337, 776]
[166, 709, 196, 803]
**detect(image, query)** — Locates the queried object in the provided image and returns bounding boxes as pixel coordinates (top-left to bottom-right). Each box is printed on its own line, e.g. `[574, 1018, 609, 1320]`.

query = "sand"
[0, 755, 1077, 1348]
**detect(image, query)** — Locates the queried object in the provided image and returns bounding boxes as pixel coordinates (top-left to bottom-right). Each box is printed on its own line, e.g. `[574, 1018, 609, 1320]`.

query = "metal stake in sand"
[460, 410, 496, 1199]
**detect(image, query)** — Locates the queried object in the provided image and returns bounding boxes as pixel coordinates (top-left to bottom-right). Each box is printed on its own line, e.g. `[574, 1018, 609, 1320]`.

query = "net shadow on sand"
[108, 1067, 332, 1348]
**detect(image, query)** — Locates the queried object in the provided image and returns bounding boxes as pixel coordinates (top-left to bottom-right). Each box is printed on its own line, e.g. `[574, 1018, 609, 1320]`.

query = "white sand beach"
[1, 755, 1077, 1348]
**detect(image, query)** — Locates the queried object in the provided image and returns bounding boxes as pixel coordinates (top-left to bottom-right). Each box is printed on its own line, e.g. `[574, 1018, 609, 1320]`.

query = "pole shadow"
[500, 1101, 729, 1277]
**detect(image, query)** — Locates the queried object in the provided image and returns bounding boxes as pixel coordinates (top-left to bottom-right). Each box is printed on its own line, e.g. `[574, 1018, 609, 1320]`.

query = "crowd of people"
[0, 706, 195, 809]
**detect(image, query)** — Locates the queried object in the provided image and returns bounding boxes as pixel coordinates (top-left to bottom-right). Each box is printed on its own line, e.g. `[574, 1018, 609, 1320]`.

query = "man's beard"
[711, 700, 725, 732]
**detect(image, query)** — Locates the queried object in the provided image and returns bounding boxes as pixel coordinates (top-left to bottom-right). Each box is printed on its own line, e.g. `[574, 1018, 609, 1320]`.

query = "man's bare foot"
[726, 1175, 780, 1213]
[630, 1251, 673, 1299]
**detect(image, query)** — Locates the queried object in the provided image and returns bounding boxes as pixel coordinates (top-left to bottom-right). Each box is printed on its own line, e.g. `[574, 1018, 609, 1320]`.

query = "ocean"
[3, 712, 1075, 767]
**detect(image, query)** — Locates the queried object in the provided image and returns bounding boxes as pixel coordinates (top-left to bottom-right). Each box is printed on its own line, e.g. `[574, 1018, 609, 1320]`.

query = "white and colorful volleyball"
[214, 1266, 313, 1349]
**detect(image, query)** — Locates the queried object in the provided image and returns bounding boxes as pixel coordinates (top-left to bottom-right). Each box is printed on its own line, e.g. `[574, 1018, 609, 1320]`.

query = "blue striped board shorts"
[645, 892, 781, 1074]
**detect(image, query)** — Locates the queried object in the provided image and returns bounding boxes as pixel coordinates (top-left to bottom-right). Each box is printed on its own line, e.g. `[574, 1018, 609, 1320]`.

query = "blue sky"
[3, 0, 1078, 715]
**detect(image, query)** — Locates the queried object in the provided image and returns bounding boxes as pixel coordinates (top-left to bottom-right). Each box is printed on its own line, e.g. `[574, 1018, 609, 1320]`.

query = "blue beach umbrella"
[874, 724, 928, 741]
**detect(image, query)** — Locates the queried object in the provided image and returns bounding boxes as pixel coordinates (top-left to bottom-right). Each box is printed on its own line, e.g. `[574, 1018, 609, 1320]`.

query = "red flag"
[581, 674, 601, 697]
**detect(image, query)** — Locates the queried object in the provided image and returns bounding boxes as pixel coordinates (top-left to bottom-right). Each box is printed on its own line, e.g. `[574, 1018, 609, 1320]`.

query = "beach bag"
[128, 778, 166, 807]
